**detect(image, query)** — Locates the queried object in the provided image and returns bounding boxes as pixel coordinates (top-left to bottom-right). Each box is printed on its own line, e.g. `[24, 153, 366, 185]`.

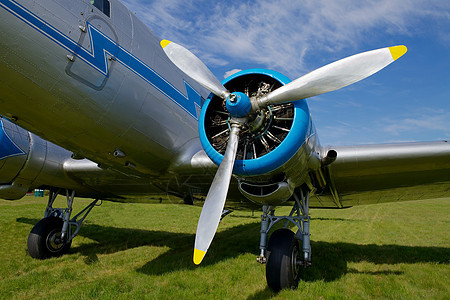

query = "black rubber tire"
[27, 217, 72, 259]
[266, 228, 301, 292]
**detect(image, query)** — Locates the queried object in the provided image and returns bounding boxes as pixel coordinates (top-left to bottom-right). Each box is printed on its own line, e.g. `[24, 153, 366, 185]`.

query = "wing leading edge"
[317, 141, 450, 207]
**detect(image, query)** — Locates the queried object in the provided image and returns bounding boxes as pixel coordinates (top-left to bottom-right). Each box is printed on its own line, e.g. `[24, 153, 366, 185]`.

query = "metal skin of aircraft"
[1, 0, 449, 292]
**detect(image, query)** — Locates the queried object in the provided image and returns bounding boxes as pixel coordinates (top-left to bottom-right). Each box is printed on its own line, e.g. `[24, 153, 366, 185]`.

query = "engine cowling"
[199, 69, 319, 204]
[0, 117, 73, 200]
[0, 118, 30, 199]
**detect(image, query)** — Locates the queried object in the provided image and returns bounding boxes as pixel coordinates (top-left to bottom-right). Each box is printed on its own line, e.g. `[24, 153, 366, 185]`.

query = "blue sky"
[122, 0, 450, 146]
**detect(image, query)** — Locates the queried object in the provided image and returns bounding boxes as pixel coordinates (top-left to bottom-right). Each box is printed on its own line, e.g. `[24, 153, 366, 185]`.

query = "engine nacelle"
[0, 117, 74, 200]
[199, 69, 322, 205]
[0, 118, 30, 199]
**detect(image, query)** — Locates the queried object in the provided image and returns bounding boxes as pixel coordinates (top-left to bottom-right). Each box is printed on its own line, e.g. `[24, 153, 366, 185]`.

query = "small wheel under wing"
[266, 228, 301, 292]
[27, 217, 72, 259]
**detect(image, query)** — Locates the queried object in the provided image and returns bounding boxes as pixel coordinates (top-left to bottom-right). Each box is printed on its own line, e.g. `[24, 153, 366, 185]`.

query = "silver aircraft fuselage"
[0, 0, 207, 177]
[1, 0, 449, 208]
[0, 0, 326, 207]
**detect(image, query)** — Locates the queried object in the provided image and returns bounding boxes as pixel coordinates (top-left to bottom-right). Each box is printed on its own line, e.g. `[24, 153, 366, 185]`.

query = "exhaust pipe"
[321, 149, 337, 166]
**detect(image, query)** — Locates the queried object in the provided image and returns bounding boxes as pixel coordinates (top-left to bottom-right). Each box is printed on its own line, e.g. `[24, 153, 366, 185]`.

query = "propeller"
[256, 45, 407, 108]
[161, 39, 407, 264]
[193, 122, 241, 265]
[161, 40, 230, 99]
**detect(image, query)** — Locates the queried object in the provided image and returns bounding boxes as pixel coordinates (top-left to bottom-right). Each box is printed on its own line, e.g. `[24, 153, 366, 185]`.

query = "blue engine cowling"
[199, 69, 312, 177]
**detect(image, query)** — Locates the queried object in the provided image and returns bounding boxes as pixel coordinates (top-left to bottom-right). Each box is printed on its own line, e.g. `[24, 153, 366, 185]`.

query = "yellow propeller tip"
[160, 39, 172, 49]
[193, 248, 206, 265]
[389, 45, 407, 61]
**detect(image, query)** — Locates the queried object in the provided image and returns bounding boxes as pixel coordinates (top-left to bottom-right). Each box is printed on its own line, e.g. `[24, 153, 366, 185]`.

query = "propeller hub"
[226, 92, 251, 117]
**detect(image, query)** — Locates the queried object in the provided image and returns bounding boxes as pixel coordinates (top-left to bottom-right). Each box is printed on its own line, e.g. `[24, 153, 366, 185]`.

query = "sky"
[122, 0, 450, 146]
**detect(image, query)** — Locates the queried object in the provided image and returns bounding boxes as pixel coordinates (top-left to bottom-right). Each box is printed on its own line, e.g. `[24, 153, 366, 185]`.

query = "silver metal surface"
[321, 141, 450, 207]
[0, 0, 208, 179]
[238, 181, 294, 204]
[0, 0, 448, 214]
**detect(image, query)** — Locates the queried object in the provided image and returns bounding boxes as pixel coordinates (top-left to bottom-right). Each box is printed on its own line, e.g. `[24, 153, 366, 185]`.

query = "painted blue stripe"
[0, 119, 26, 161]
[0, 0, 202, 119]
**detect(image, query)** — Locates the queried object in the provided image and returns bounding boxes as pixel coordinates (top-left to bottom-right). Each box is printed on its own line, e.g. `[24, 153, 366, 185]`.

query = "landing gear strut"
[258, 188, 311, 291]
[27, 189, 100, 259]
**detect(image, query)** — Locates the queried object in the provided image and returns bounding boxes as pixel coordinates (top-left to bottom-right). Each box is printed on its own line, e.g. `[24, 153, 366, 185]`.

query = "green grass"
[0, 196, 449, 299]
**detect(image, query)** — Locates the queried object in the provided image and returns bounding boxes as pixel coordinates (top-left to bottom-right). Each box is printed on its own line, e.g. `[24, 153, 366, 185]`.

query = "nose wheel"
[258, 188, 311, 291]
[266, 228, 301, 292]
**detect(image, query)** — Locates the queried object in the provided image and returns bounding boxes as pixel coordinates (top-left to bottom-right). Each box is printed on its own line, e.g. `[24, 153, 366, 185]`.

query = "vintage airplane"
[1, 0, 449, 291]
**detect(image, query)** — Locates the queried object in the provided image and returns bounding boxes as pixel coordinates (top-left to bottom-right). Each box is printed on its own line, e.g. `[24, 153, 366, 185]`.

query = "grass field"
[0, 196, 449, 299]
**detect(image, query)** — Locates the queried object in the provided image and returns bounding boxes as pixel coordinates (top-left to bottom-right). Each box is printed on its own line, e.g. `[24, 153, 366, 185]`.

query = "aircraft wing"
[317, 141, 450, 208]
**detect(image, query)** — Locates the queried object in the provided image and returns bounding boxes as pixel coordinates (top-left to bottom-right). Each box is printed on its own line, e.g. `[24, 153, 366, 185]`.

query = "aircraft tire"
[27, 217, 72, 259]
[266, 228, 300, 292]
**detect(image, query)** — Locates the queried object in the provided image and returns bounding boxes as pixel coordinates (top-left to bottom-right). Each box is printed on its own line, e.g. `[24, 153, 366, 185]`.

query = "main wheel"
[27, 217, 72, 259]
[266, 228, 301, 292]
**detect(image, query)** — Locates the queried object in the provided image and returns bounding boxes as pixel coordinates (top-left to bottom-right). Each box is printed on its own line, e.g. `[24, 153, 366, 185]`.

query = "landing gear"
[258, 188, 311, 291]
[27, 216, 72, 259]
[27, 189, 100, 259]
[266, 228, 301, 291]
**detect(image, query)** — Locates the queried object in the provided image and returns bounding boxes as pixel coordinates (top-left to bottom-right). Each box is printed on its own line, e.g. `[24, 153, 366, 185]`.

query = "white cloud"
[122, 0, 450, 78]
[223, 69, 242, 79]
[383, 109, 450, 136]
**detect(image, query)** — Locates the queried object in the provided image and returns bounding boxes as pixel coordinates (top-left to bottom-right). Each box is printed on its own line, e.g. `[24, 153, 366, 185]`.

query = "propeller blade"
[193, 123, 241, 265]
[161, 40, 229, 99]
[258, 45, 407, 107]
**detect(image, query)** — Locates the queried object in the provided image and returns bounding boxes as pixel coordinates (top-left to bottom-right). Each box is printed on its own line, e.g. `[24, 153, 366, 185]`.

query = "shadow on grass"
[17, 217, 261, 274]
[347, 269, 403, 275]
[246, 287, 277, 300]
[301, 241, 449, 282]
[312, 217, 363, 222]
[17, 217, 450, 283]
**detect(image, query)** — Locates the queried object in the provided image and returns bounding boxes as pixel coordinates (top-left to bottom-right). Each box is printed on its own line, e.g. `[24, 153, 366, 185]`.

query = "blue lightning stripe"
[0, 119, 26, 161]
[0, 0, 202, 119]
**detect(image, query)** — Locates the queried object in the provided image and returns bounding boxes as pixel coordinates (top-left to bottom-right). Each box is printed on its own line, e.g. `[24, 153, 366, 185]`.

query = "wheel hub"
[291, 242, 301, 280]
[46, 228, 65, 253]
